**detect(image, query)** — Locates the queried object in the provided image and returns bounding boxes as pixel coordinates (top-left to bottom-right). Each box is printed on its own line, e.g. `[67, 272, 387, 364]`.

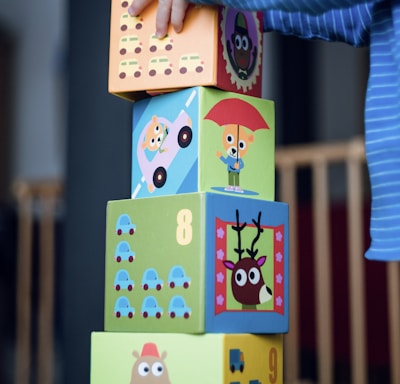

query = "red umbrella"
[204, 98, 270, 160]
[204, 98, 270, 131]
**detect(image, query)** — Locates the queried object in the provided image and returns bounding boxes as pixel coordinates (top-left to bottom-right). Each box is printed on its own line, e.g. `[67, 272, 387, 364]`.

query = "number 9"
[269, 347, 278, 383]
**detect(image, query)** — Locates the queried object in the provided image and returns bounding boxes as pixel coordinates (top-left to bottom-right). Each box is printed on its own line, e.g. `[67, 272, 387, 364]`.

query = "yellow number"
[176, 209, 192, 245]
[269, 347, 278, 383]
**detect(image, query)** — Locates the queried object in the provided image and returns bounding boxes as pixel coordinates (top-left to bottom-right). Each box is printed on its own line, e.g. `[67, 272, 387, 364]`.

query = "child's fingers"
[128, 0, 152, 16]
[155, 0, 173, 38]
[129, 0, 188, 38]
[170, 0, 189, 33]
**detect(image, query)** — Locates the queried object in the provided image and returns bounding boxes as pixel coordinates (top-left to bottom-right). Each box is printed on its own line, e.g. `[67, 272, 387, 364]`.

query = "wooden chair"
[276, 136, 400, 384]
[13, 180, 63, 384]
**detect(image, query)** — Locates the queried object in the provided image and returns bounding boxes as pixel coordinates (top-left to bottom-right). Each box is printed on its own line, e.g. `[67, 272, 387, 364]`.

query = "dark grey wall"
[63, 1, 132, 382]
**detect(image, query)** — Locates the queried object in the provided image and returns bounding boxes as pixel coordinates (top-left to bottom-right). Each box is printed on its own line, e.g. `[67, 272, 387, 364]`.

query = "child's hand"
[128, 0, 189, 38]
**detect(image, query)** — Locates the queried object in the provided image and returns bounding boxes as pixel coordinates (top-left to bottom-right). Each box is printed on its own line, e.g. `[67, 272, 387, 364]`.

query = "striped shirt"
[195, 0, 400, 261]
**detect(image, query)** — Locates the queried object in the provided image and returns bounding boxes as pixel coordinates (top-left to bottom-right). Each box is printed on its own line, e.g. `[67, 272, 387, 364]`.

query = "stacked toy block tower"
[91, 1, 289, 383]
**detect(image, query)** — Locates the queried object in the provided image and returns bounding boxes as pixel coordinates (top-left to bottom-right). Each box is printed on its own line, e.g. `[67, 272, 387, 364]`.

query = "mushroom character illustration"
[204, 98, 269, 193]
[220, 8, 262, 92]
[130, 342, 171, 384]
[223, 209, 272, 309]
[226, 12, 258, 80]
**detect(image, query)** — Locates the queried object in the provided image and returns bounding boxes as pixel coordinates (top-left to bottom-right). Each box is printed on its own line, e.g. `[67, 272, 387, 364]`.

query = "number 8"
[176, 209, 192, 245]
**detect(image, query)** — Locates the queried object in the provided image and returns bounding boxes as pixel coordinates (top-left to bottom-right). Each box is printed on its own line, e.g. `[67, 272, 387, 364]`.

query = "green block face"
[91, 332, 283, 384]
[104, 192, 289, 334]
[131, 87, 275, 200]
[105, 193, 206, 333]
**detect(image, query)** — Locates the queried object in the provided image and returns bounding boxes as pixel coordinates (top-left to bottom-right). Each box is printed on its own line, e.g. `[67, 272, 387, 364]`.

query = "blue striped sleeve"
[362, 3, 400, 261]
[193, 0, 372, 14]
[192, 0, 373, 46]
[263, 3, 372, 46]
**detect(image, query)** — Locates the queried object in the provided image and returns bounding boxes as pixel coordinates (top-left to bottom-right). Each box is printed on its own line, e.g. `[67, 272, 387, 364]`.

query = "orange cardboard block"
[109, 0, 263, 100]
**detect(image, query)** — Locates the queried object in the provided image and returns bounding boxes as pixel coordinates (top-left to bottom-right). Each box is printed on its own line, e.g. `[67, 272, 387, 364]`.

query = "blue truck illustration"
[229, 349, 244, 373]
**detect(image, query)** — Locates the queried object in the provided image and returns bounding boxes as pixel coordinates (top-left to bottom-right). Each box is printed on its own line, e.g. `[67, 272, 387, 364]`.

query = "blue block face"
[131, 88, 199, 198]
[104, 192, 288, 334]
[131, 87, 275, 201]
[204, 193, 289, 333]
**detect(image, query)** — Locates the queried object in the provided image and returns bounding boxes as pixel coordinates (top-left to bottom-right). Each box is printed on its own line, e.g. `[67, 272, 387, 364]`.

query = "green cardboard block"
[91, 332, 283, 383]
[131, 87, 275, 200]
[105, 192, 289, 334]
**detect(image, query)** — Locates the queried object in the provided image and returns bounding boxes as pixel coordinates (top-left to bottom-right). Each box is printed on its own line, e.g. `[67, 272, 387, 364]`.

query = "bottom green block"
[91, 332, 283, 383]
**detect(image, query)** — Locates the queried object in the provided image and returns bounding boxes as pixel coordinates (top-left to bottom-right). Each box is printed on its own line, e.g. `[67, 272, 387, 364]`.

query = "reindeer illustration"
[223, 209, 273, 309]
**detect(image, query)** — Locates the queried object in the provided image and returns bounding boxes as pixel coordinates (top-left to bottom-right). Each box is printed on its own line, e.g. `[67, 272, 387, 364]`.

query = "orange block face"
[109, 1, 263, 100]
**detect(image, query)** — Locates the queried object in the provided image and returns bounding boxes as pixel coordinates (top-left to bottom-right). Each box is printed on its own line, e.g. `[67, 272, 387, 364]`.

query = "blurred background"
[1, 0, 387, 383]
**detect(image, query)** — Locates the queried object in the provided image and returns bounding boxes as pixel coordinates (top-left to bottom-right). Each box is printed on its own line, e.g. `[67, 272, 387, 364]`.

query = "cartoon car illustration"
[119, 59, 142, 79]
[120, 12, 143, 31]
[115, 214, 136, 235]
[178, 54, 204, 74]
[136, 111, 193, 193]
[114, 296, 135, 318]
[141, 268, 163, 291]
[114, 241, 135, 262]
[141, 296, 163, 318]
[148, 56, 172, 76]
[229, 349, 244, 373]
[114, 269, 134, 291]
[168, 295, 191, 319]
[168, 266, 191, 288]
[119, 35, 142, 55]
[149, 34, 173, 52]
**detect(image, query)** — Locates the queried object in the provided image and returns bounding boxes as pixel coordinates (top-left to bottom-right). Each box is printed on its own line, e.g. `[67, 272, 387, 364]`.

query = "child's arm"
[128, 0, 373, 43]
[263, 3, 373, 47]
[190, 0, 372, 14]
[195, 0, 374, 45]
